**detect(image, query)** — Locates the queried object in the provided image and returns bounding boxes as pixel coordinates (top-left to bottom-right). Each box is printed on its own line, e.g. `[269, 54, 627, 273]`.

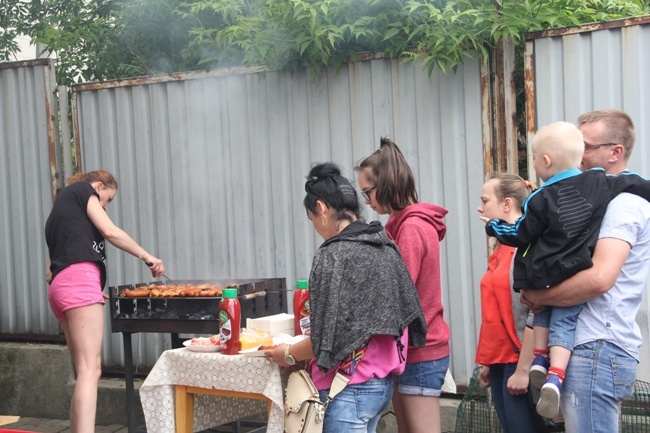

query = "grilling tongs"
[159, 273, 178, 284]
[143, 259, 177, 284]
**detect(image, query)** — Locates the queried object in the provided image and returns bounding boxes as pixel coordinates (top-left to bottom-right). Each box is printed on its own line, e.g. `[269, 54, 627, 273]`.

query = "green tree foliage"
[181, 0, 649, 76]
[1, 1, 30, 60]
[1, 0, 648, 85]
[109, 0, 207, 78]
[0, 0, 207, 85]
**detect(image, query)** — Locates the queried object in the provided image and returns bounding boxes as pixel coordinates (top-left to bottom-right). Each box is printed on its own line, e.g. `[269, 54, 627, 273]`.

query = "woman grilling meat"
[45, 170, 164, 433]
[266, 162, 427, 433]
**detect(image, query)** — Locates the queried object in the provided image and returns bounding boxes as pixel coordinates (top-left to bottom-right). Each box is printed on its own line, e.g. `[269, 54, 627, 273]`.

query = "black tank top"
[45, 182, 107, 287]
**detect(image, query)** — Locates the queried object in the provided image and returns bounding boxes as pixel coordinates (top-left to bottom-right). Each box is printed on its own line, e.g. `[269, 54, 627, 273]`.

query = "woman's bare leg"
[396, 394, 441, 433]
[392, 388, 409, 433]
[62, 304, 104, 433]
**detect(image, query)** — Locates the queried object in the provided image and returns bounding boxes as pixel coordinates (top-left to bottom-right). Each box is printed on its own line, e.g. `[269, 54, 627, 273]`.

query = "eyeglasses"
[360, 186, 376, 201]
[584, 142, 617, 151]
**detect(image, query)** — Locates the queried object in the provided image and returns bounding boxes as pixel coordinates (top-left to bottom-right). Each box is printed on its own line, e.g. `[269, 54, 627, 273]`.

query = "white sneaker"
[529, 355, 549, 390]
[536, 374, 562, 419]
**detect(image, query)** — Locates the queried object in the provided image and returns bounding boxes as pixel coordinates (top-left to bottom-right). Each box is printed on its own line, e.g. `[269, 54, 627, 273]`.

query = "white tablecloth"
[140, 348, 284, 433]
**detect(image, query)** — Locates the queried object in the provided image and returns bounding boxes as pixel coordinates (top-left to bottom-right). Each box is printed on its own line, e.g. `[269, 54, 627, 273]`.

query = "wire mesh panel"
[621, 380, 650, 433]
[456, 367, 650, 433]
[454, 366, 504, 433]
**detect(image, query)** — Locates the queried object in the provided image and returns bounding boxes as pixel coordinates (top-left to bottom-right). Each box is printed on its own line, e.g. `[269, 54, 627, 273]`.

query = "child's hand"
[519, 290, 546, 314]
[479, 216, 490, 224]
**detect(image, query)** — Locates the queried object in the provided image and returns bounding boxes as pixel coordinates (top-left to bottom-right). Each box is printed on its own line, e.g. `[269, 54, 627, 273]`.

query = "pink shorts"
[48, 262, 105, 321]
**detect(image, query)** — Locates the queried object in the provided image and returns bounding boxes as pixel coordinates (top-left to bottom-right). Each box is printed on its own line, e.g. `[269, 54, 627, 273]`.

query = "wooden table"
[140, 348, 284, 433]
[174, 385, 273, 433]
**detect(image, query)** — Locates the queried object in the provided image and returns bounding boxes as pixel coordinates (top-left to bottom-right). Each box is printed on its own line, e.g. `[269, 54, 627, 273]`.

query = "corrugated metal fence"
[71, 56, 486, 384]
[0, 59, 60, 337]
[4, 17, 650, 387]
[525, 16, 650, 380]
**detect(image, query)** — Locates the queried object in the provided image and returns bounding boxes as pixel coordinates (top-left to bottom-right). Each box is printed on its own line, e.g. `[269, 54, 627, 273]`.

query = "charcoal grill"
[109, 278, 287, 433]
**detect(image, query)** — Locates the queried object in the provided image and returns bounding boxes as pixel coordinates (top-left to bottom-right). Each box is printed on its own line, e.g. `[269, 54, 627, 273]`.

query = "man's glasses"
[584, 142, 617, 151]
[361, 186, 376, 201]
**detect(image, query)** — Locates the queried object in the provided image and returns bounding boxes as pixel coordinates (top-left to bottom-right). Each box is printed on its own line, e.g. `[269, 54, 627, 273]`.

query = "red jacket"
[386, 203, 450, 363]
[475, 244, 522, 365]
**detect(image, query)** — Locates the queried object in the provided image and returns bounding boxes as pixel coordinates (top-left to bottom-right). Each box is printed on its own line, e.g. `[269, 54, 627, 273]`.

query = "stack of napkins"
[247, 313, 295, 336]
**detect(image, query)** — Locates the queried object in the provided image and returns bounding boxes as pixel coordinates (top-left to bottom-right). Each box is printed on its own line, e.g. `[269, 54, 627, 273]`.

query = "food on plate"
[183, 335, 221, 352]
[190, 335, 220, 346]
[259, 344, 278, 351]
[239, 328, 274, 351]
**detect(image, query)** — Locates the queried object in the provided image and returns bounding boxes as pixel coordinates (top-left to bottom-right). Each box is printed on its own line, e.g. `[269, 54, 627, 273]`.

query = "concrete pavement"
[0, 343, 460, 433]
[0, 416, 127, 433]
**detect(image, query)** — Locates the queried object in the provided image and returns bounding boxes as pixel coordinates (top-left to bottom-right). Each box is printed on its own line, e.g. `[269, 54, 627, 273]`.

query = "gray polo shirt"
[574, 193, 650, 360]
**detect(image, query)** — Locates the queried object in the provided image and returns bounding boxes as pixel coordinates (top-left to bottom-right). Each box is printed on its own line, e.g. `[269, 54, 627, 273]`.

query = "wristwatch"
[284, 345, 296, 365]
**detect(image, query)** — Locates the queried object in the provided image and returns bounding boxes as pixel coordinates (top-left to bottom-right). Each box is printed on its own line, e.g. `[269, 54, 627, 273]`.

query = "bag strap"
[327, 372, 350, 400]
[337, 340, 369, 377]
[323, 340, 370, 408]
[322, 371, 349, 411]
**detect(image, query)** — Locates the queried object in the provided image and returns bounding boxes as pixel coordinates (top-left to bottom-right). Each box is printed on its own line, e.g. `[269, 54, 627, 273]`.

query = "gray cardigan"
[309, 221, 428, 372]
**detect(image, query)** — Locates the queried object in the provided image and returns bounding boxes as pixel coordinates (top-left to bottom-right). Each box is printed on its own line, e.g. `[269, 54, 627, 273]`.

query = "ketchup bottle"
[293, 279, 311, 335]
[219, 287, 241, 354]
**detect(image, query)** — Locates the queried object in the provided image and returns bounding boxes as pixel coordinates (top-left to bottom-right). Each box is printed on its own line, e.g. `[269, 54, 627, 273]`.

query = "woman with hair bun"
[356, 137, 450, 433]
[45, 170, 164, 433]
[475, 172, 537, 433]
[266, 162, 427, 433]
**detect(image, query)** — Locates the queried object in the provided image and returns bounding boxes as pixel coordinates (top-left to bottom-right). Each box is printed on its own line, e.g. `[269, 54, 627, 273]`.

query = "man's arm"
[521, 237, 631, 307]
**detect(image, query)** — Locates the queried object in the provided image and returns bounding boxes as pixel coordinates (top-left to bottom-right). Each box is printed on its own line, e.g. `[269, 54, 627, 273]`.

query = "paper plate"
[238, 347, 268, 356]
[183, 338, 220, 353]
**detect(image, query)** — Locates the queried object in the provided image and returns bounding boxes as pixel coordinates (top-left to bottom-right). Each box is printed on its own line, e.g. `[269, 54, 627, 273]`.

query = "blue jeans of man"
[532, 303, 583, 349]
[488, 363, 537, 433]
[562, 340, 637, 433]
[318, 376, 393, 433]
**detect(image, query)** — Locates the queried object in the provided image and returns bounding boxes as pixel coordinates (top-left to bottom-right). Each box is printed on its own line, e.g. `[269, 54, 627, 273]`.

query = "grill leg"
[171, 332, 182, 349]
[123, 332, 136, 433]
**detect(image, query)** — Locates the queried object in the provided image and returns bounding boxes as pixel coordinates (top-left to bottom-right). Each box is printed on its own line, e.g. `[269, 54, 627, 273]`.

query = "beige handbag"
[284, 370, 349, 433]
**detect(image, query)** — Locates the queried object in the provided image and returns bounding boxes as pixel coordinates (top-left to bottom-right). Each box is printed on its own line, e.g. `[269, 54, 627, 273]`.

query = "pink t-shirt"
[309, 331, 409, 391]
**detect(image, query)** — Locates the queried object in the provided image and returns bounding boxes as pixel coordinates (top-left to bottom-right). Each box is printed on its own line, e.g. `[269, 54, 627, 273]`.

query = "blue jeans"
[488, 363, 537, 433]
[562, 340, 637, 433]
[397, 355, 449, 396]
[318, 376, 393, 433]
[532, 303, 583, 349]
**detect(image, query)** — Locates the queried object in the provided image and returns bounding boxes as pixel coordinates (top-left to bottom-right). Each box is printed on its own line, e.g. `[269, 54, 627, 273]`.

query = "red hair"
[67, 170, 119, 189]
